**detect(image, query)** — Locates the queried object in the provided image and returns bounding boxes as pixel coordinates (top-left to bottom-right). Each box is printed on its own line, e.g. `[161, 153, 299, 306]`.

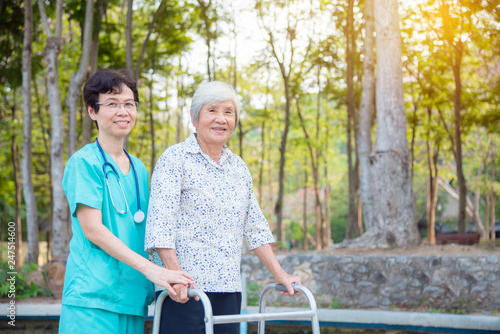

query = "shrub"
[0, 259, 52, 299]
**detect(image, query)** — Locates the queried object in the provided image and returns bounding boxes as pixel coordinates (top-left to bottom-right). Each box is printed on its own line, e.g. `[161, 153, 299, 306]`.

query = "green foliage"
[330, 216, 347, 244]
[329, 297, 342, 309]
[288, 221, 304, 242]
[246, 283, 261, 306]
[416, 296, 479, 314]
[426, 308, 446, 314]
[0, 258, 52, 299]
[0, 0, 24, 88]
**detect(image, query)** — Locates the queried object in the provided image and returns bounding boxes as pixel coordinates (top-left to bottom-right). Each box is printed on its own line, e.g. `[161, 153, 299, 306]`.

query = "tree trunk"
[268, 31, 292, 248]
[426, 108, 439, 245]
[296, 100, 324, 250]
[66, 0, 94, 158]
[451, 48, 467, 234]
[490, 144, 496, 241]
[81, 41, 98, 146]
[318, 80, 331, 249]
[491, 191, 496, 241]
[363, 0, 420, 247]
[267, 126, 274, 233]
[149, 57, 157, 169]
[473, 161, 483, 239]
[345, 0, 359, 241]
[303, 163, 309, 251]
[147, 36, 161, 168]
[426, 174, 439, 245]
[238, 122, 244, 159]
[274, 73, 290, 248]
[82, 2, 105, 146]
[484, 139, 493, 240]
[38, 0, 71, 257]
[484, 189, 490, 241]
[126, 0, 134, 79]
[470, 189, 485, 238]
[34, 80, 53, 261]
[355, 0, 375, 231]
[123, 0, 134, 150]
[197, 0, 214, 80]
[22, 0, 39, 264]
[176, 72, 184, 144]
[258, 121, 266, 205]
[324, 150, 332, 247]
[409, 87, 418, 181]
[230, 23, 243, 159]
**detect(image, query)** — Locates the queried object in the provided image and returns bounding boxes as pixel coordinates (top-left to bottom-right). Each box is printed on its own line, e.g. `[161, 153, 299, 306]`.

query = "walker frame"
[152, 283, 320, 334]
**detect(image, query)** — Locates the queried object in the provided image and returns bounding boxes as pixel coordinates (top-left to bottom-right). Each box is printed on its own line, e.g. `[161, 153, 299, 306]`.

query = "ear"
[191, 115, 198, 128]
[88, 106, 97, 121]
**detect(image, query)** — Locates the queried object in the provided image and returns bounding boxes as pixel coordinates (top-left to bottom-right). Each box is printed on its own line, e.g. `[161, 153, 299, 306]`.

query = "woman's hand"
[155, 248, 199, 302]
[253, 244, 302, 296]
[275, 272, 302, 296]
[145, 265, 195, 297]
[167, 281, 201, 303]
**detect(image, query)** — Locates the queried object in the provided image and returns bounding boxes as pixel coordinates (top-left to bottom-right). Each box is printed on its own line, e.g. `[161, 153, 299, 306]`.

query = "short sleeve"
[242, 165, 275, 250]
[62, 152, 103, 217]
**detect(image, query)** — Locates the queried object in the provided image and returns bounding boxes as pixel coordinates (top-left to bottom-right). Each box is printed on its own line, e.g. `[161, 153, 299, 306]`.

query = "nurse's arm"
[253, 243, 302, 296]
[76, 204, 194, 295]
[156, 248, 199, 303]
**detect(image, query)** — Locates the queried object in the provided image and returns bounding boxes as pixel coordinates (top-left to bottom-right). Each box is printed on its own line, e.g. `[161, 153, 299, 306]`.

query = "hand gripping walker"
[152, 283, 320, 334]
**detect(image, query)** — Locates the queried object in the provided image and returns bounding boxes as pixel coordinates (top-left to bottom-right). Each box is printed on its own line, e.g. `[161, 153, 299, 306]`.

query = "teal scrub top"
[61, 143, 154, 317]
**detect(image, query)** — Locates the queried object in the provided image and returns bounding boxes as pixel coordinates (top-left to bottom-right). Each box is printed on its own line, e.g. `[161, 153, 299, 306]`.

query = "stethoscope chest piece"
[134, 210, 145, 223]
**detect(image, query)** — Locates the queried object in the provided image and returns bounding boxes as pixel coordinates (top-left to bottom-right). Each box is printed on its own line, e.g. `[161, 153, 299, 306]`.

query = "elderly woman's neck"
[195, 134, 223, 163]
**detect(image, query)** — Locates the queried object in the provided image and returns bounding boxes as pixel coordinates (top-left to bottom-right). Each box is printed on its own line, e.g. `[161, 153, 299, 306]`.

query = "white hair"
[190, 81, 240, 126]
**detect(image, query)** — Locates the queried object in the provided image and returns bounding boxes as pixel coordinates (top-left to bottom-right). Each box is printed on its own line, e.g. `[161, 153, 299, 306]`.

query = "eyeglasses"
[97, 101, 138, 111]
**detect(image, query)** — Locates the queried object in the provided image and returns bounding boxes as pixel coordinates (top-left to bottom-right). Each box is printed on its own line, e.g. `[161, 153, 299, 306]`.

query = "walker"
[152, 283, 320, 334]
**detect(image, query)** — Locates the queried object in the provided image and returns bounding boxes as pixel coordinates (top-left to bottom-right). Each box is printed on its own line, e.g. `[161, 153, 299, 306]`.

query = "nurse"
[59, 69, 194, 333]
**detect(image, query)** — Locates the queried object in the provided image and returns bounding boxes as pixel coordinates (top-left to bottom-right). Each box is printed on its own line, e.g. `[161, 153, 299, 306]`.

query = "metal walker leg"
[152, 284, 320, 334]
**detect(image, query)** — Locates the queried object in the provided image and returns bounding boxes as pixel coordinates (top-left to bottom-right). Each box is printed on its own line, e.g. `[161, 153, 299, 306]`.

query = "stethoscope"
[95, 138, 145, 223]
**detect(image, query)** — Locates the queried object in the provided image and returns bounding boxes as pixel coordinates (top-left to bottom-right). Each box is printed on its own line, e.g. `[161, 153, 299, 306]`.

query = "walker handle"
[188, 285, 196, 297]
[274, 283, 298, 293]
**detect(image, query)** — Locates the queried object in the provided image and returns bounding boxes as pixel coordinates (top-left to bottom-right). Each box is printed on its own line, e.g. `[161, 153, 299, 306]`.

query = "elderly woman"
[145, 81, 301, 334]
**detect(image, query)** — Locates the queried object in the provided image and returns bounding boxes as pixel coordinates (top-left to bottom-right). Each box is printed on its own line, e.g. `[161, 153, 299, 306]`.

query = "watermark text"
[6, 221, 16, 326]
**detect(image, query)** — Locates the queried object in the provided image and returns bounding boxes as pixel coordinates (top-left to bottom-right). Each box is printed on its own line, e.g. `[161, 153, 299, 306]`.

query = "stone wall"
[241, 254, 500, 312]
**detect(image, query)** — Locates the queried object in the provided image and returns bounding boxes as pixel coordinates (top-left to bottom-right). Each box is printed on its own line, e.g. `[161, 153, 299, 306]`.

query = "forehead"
[100, 84, 134, 100]
[203, 100, 234, 109]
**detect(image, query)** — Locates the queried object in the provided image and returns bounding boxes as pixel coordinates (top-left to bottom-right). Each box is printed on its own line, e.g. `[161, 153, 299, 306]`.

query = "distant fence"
[242, 253, 500, 312]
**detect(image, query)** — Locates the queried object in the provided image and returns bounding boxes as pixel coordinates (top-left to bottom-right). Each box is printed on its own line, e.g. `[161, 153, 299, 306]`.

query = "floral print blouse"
[145, 133, 274, 292]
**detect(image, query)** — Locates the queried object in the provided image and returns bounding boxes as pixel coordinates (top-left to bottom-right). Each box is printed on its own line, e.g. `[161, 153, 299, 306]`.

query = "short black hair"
[83, 68, 139, 114]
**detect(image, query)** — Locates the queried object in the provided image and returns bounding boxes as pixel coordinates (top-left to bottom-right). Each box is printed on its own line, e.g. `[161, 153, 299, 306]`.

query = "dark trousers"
[155, 291, 242, 334]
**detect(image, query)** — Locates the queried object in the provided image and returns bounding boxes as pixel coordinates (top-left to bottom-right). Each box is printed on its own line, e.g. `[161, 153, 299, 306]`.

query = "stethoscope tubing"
[95, 138, 144, 223]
